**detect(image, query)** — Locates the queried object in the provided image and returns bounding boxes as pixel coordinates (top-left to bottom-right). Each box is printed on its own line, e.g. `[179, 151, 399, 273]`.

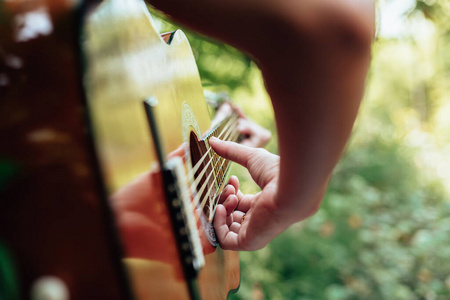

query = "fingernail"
[210, 137, 219, 142]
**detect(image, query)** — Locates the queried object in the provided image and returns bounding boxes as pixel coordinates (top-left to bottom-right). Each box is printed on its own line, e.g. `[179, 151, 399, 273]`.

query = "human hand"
[111, 144, 186, 263]
[210, 137, 291, 251]
[213, 102, 271, 148]
[237, 117, 271, 148]
[231, 104, 271, 148]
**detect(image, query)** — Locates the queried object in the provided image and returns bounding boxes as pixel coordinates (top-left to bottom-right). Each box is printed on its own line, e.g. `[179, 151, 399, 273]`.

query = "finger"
[219, 184, 236, 204]
[167, 143, 186, 161]
[214, 102, 233, 121]
[214, 204, 227, 231]
[226, 213, 233, 227]
[213, 204, 239, 249]
[232, 210, 246, 223]
[234, 106, 246, 118]
[223, 194, 239, 215]
[237, 119, 252, 134]
[229, 222, 241, 234]
[236, 189, 244, 200]
[237, 119, 271, 148]
[209, 137, 257, 168]
[239, 136, 259, 147]
[236, 194, 253, 212]
[227, 176, 239, 194]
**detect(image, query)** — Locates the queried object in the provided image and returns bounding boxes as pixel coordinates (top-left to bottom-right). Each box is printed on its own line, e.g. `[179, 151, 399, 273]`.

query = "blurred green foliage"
[148, 7, 254, 92]
[151, 1, 450, 299]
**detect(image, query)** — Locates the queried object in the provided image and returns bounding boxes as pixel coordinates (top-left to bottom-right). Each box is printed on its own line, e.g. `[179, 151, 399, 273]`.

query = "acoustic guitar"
[0, 0, 239, 299]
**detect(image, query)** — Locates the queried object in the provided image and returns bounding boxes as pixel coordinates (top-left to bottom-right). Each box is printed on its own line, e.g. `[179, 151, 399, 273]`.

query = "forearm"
[259, 2, 375, 222]
[265, 50, 371, 223]
[148, 0, 375, 223]
[146, 0, 271, 56]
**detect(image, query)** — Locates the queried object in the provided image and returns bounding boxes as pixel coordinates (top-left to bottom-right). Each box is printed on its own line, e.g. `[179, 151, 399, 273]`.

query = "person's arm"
[147, 0, 375, 250]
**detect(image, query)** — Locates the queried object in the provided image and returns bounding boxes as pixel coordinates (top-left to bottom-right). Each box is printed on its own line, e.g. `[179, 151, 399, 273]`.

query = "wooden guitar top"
[83, 0, 240, 299]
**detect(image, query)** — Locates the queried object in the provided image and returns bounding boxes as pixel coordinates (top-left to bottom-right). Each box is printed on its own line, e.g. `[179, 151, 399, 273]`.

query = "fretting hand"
[214, 101, 271, 148]
[147, 0, 375, 251]
[237, 116, 271, 148]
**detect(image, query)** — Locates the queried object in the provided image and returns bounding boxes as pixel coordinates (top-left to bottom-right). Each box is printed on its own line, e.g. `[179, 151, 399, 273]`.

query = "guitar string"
[192, 131, 240, 224]
[193, 130, 240, 212]
[189, 123, 237, 198]
[186, 114, 237, 177]
[188, 121, 238, 200]
[186, 113, 238, 179]
[172, 116, 238, 251]
[182, 116, 238, 209]
[167, 113, 239, 224]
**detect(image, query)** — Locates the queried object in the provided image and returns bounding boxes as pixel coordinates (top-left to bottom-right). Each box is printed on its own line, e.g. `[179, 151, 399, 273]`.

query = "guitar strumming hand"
[210, 137, 329, 251]
[147, 0, 376, 251]
[210, 138, 284, 251]
[111, 110, 271, 260]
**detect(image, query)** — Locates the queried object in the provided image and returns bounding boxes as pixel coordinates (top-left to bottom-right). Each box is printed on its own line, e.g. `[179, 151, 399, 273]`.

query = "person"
[147, 0, 376, 251]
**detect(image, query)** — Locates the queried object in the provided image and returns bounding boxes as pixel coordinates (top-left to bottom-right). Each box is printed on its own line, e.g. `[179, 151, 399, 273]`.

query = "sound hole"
[189, 131, 216, 222]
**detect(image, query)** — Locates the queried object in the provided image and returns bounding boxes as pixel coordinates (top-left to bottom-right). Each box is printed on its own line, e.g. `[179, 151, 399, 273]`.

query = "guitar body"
[83, 0, 239, 299]
[0, 0, 131, 299]
[0, 0, 239, 299]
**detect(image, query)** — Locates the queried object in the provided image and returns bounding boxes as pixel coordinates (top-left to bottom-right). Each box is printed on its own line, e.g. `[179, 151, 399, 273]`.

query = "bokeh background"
[152, 0, 450, 299]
